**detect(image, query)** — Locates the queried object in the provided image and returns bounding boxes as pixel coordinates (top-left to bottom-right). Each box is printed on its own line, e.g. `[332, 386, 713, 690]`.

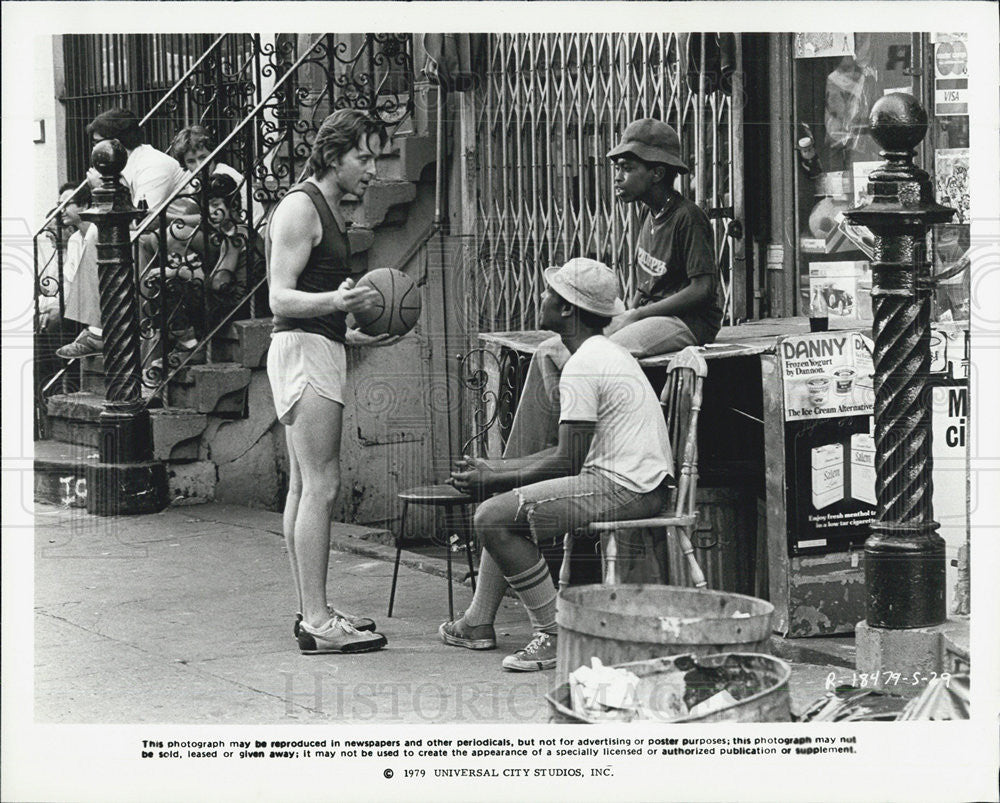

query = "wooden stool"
[388, 484, 478, 619]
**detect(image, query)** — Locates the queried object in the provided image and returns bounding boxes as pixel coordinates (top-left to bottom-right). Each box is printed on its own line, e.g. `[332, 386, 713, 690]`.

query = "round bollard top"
[91, 139, 128, 177]
[869, 93, 928, 153]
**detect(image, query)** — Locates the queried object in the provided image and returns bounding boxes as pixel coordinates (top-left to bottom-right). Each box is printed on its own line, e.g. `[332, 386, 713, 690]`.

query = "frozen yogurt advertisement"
[780, 331, 874, 422]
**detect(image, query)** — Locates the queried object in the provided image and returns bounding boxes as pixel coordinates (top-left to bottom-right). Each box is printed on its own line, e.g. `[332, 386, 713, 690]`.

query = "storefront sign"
[934, 34, 969, 115]
[931, 382, 969, 614]
[780, 331, 874, 421]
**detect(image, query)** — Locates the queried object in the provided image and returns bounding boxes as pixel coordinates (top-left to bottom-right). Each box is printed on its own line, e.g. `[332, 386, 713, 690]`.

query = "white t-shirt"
[121, 144, 188, 210]
[558, 335, 673, 493]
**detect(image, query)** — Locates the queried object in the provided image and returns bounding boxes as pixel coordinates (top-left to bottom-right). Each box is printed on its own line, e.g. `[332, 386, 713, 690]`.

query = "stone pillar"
[845, 93, 955, 629]
[81, 139, 168, 515]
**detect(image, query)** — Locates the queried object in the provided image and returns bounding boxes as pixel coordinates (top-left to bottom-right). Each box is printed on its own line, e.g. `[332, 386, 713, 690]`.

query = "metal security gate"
[472, 32, 744, 332]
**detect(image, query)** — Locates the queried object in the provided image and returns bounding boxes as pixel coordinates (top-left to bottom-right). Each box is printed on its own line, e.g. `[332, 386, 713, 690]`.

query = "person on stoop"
[441, 258, 674, 671]
[57, 107, 193, 361]
[168, 124, 243, 183]
[502, 118, 723, 459]
[266, 109, 400, 655]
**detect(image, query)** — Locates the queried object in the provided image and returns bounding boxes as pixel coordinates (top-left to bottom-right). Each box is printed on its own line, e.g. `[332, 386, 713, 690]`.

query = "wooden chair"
[558, 346, 709, 590]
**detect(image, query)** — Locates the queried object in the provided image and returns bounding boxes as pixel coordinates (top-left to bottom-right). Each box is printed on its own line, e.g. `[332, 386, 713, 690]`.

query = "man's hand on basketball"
[334, 277, 379, 314]
[343, 328, 402, 347]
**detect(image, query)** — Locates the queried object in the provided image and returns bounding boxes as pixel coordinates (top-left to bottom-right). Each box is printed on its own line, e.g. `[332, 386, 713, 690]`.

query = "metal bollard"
[81, 139, 168, 515]
[844, 94, 956, 628]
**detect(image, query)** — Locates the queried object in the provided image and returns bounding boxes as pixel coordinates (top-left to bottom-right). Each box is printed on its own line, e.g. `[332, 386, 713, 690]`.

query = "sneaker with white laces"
[294, 607, 376, 637]
[297, 616, 387, 655]
[55, 329, 103, 360]
[501, 631, 557, 671]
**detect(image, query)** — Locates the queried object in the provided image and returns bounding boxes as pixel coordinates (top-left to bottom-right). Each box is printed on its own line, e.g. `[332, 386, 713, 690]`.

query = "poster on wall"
[933, 32, 969, 115]
[785, 415, 875, 555]
[935, 148, 970, 223]
[809, 261, 873, 322]
[780, 331, 875, 422]
[851, 160, 882, 205]
[780, 331, 876, 556]
[793, 32, 854, 59]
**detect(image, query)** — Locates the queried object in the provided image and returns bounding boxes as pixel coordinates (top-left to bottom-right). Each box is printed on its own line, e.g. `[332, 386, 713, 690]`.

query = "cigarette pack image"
[811, 443, 844, 510]
[850, 433, 876, 505]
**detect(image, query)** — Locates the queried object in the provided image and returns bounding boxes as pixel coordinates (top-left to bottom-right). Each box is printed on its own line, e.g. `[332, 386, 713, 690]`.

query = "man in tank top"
[265, 109, 399, 654]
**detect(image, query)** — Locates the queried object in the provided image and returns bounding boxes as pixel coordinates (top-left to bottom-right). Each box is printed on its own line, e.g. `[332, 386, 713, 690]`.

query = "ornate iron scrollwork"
[457, 347, 521, 458]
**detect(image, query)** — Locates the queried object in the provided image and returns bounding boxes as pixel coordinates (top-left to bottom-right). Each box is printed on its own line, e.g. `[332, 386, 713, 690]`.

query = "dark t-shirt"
[634, 193, 724, 344]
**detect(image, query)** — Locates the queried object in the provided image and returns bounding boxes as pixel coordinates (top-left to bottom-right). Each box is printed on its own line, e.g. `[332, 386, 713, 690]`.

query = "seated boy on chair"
[442, 257, 673, 672]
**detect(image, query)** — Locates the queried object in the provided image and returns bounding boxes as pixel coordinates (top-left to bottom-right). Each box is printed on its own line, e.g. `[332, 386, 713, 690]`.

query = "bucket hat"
[607, 118, 689, 174]
[543, 258, 625, 317]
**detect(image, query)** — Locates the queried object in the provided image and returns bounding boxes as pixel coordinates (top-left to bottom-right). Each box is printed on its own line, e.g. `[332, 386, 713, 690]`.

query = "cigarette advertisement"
[785, 416, 876, 556]
[780, 331, 875, 422]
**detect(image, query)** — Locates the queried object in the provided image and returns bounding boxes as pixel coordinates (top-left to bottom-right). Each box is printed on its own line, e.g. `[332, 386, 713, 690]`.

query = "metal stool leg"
[444, 507, 455, 621]
[388, 501, 408, 617]
[460, 504, 477, 591]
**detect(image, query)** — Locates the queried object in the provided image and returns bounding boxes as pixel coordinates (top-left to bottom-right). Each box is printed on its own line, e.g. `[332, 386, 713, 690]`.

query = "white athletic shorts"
[266, 331, 347, 425]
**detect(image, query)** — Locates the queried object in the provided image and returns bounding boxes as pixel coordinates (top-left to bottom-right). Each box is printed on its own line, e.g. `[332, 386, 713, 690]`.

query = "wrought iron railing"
[34, 32, 416, 418]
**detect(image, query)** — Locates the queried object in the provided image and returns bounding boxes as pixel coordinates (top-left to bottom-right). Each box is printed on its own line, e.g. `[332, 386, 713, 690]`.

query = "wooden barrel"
[555, 584, 775, 688]
[546, 652, 792, 723]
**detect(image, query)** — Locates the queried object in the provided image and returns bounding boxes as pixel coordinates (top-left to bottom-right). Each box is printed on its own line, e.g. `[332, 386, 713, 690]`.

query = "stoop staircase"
[35, 39, 440, 511]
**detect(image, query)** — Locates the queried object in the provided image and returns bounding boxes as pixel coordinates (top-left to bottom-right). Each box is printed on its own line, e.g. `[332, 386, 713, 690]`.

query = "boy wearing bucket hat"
[503, 118, 722, 459]
[604, 118, 722, 349]
[441, 258, 673, 671]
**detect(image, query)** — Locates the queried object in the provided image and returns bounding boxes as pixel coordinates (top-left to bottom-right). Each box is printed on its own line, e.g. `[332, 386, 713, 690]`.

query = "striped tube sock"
[462, 550, 508, 627]
[505, 557, 557, 634]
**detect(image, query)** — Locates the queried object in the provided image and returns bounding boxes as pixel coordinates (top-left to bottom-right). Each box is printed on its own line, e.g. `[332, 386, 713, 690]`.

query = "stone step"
[213, 318, 273, 368]
[168, 363, 252, 416]
[150, 407, 210, 461]
[347, 226, 375, 255]
[44, 391, 210, 460]
[34, 439, 97, 508]
[341, 179, 417, 230]
[377, 134, 437, 183]
[77, 354, 106, 395]
[46, 392, 104, 449]
[34, 438, 216, 508]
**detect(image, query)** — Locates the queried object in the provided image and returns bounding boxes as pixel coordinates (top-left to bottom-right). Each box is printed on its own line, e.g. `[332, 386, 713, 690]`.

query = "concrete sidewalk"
[34, 502, 846, 724]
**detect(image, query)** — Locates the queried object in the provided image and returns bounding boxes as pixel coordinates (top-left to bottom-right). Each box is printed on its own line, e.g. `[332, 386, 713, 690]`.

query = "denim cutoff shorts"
[506, 468, 670, 548]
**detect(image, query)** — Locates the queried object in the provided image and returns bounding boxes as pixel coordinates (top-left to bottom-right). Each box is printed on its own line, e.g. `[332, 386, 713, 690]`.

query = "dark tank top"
[268, 181, 360, 343]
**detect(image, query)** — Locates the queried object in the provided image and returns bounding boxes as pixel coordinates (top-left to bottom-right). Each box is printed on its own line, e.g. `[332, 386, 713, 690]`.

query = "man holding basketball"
[441, 258, 673, 671]
[266, 109, 397, 654]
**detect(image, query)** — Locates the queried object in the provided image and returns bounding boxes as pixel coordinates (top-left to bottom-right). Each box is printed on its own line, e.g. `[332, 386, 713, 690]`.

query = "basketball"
[352, 268, 422, 337]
